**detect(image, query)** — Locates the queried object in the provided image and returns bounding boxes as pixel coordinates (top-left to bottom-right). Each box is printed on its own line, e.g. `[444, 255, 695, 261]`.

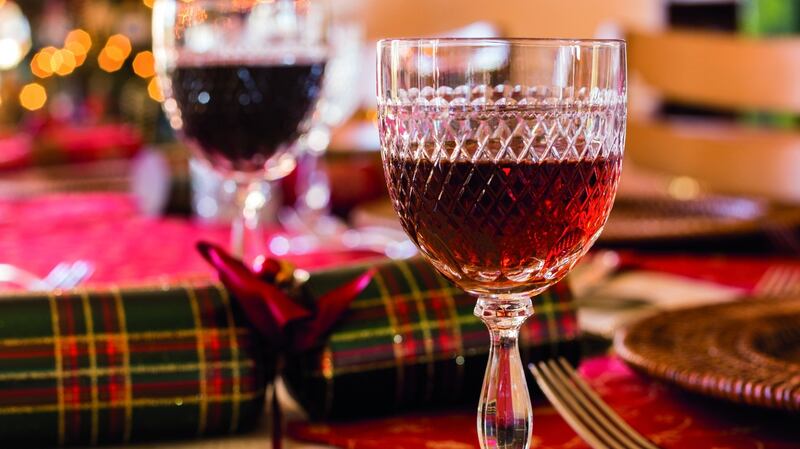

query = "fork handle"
[475, 297, 533, 449]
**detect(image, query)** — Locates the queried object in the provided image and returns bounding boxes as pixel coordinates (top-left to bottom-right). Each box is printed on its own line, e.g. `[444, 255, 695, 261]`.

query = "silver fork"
[754, 265, 800, 298]
[530, 358, 660, 449]
[0, 261, 94, 291]
[47, 261, 95, 290]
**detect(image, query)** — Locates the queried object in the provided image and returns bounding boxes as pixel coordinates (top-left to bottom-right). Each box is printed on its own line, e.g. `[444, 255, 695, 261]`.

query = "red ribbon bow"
[197, 242, 375, 448]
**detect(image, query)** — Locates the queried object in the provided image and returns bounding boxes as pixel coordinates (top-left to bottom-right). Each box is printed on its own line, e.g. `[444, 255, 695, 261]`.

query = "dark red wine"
[172, 62, 325, 172]
[386, 156, 622, 295]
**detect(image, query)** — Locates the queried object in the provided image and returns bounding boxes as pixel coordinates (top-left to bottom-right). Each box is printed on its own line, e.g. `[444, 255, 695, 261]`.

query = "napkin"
[577, 271, 743, 338]
[573, 252, 800, 337]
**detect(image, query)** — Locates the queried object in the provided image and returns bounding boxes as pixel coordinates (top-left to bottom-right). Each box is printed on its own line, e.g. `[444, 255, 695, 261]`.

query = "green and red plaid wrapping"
[0, 284, 265, 447]
[285, 257, 580, 420]
[0, 257, 579, 445]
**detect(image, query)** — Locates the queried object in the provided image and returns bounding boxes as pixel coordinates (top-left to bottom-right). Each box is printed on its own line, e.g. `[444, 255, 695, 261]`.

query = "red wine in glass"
[382, 103, 624, 296]
[172, 62, 326, 173]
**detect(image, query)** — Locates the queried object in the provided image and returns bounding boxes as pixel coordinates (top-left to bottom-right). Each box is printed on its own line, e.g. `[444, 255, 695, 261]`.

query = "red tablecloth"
[289, 356, 799, 449]
[1, 193, 798, 448]
[0, 193, 377, 287]
[0, 124, 142, 170]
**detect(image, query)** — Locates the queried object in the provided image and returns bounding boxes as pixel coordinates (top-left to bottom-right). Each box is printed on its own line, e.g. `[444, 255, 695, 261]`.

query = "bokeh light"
[30, 47, 56, 78]
[106, 34, 132, 58]
[98, 49, 123, 72]
[0, 38, 23, 70]
[52, 49, 77, 76]
[132, 51, 155, 78]
[147, 78, 164, 102]
[28, 30, 89, 78]
[64, 29, 91, 66]
[0, 1, 32, 70]
[19, 83, 47, 110]
[98, 34, 132, 73]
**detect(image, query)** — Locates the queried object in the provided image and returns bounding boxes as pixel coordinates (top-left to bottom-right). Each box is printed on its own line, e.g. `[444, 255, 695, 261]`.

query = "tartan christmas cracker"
[285, 255, 580, 420]
[0, 247, 580, 447]
[0, 284, 265, 447]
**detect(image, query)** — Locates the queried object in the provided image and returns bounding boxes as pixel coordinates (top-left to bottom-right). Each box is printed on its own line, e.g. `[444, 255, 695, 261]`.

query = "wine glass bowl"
[382, 91, 624, 298]
[378, 38, 626, 449]
[170, 62, 325, 177]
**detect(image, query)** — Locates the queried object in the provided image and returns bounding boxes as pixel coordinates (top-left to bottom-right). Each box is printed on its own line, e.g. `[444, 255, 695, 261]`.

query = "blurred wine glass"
[153, 0, 329, 265]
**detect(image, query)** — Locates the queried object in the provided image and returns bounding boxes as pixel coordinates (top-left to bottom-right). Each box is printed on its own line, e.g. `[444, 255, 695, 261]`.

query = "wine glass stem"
[296, 152, 332, 218]
[231, 180, 269, 267]
[475, 296, 534, 449]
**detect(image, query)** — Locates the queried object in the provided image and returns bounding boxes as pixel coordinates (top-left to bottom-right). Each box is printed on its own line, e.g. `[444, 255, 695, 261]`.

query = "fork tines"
[530, 358, 660, 449]
[754, 265, 800, 299]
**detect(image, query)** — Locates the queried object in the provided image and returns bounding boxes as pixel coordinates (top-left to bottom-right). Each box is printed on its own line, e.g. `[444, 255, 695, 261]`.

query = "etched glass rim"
[377, 37, 626, 48]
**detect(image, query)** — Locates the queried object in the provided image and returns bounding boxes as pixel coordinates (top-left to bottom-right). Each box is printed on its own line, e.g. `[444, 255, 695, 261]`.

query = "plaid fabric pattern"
[285, 257, 580, 420]
[0, 257, 579, 443]
[0, 283, 265, 447]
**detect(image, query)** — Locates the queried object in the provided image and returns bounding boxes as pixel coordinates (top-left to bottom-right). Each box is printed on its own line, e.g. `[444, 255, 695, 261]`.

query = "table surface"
[3, 193, 799, 449]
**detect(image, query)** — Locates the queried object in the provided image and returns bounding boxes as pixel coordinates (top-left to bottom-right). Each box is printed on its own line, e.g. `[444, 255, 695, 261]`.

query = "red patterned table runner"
[288, 356, 799, 449]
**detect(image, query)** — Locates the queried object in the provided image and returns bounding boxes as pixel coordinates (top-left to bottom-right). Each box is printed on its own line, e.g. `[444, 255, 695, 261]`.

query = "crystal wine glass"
[153, 0, 328, 264]
[377, 38, 626, 448]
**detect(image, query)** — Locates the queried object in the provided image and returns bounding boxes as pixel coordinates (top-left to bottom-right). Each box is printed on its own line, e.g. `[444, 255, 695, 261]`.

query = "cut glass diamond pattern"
[381, 85, 625, 296]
